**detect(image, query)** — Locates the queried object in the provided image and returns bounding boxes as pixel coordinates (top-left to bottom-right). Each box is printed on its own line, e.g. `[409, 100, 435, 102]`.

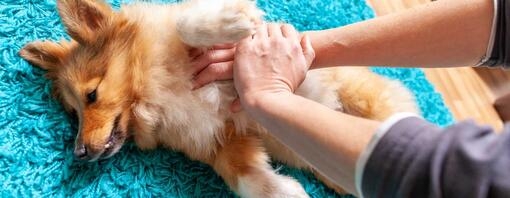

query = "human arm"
[308, 0, 495, 68]
[230, 23, 380, 195]
[191, 0, 497, 87]
[244, 92, 380, 195]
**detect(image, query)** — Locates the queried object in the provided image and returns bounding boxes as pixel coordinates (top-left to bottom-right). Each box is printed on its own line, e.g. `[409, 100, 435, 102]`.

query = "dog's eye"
[86, 89, 97, 104]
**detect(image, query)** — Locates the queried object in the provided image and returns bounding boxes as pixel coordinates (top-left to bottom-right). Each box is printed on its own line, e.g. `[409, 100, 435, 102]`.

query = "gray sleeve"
[361, 117, 510, 198]
[479, 0, 510, 68]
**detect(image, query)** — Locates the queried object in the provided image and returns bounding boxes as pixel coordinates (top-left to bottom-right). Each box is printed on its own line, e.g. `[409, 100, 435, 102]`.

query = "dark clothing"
[362, 117, 510, 198]
[480, 0, 510, 67]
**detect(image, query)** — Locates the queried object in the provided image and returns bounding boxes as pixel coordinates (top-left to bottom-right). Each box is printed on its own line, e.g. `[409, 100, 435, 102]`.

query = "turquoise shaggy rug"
[0, 0, 454, 197]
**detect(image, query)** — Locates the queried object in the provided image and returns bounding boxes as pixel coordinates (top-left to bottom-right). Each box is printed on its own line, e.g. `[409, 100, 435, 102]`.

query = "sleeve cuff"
[354, 112, 421, 198]
[476, 0, 499, 66]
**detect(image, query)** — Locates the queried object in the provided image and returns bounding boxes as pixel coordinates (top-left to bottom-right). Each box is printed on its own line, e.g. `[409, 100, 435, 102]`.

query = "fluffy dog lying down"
[19, 0, 418, 197]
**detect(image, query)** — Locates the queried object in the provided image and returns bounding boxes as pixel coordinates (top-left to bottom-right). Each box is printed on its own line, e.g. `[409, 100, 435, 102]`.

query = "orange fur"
[319, 67, 419, 120]
[19, 0, 418, 197]
[211, 122, 268, 187]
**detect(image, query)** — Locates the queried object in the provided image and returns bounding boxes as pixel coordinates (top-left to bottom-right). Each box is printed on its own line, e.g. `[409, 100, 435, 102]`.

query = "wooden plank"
[475, 67, 510, 98]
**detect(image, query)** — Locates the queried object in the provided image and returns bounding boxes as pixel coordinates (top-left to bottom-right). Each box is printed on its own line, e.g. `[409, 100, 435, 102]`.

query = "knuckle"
[195, 73, 214, 86]
[308, 48, 316, 58]
[269, 38, 280, 45]
[206, 50, 217, 60]
[288, 42, 301, 54]
[283, 24, 295, 31]
[259, 40, 271, 50]
[209, 63, 227, 74]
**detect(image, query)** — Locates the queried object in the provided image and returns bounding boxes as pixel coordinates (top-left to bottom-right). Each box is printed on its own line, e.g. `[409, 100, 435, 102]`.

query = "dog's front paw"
[216, 0, 263, 43]
[177, 0, 263, 47]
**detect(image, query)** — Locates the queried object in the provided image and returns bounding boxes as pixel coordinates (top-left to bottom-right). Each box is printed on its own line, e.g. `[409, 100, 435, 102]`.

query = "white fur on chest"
[134, 79, 239, 158]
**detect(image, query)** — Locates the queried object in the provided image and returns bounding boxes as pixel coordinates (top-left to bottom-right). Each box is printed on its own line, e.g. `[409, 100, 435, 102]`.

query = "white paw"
[272, 175, 310, 198]
[238, 174, 309, 198]
[217, 0, 263, 42]
[177, 0, 263, 47]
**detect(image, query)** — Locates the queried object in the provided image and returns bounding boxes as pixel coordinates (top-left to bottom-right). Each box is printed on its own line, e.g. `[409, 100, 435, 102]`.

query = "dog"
[19, 0, 419, 197]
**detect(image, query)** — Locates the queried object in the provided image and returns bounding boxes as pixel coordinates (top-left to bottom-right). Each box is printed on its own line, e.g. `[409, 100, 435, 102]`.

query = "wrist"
[241, 91, 295, 114]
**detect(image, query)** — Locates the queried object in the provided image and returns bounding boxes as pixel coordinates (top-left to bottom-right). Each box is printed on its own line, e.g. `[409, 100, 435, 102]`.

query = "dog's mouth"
[75, 114, 127, 162]
[99, 114, 125, 159]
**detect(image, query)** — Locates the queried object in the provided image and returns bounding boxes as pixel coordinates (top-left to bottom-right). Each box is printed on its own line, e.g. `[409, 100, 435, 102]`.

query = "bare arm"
[309, 0, 495, 68]
[232, 23, 380, 195]
[244, 92, 379, 195]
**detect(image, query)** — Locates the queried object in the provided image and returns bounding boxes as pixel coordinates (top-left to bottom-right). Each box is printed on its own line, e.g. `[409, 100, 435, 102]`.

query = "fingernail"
[230, 102, 242, 113]
[230, 106, 242, 113]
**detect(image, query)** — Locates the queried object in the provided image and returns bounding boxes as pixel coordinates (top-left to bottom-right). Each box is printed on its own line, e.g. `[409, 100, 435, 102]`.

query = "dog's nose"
[74, 144, 88, 160]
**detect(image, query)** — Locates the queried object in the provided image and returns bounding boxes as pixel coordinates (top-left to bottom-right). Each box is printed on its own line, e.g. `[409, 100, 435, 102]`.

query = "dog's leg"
[210, 123, 309, 198]
[317, 67, 419, 121]
[176, 0, 263, 47]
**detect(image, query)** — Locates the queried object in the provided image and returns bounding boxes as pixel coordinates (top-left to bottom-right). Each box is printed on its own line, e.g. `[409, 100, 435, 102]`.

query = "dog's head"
[19, 0, 144, 161]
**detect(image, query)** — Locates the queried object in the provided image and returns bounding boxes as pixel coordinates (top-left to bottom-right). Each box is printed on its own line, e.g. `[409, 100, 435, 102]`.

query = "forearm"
[308, 0, 494, 68]
[243, 92, 380, 195]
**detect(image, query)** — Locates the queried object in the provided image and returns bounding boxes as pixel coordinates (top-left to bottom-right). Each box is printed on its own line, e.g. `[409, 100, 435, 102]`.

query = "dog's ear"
[56, 0, 113, 44]
[19, 40, 71, 75]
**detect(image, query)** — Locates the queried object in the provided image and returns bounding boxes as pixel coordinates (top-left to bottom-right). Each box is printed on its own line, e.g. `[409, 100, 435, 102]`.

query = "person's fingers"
[281, 24, 299, 40]
[192, 61, 234, 89]
[189, 47, 205, 60]
[230, 98, 243, 113]
[254, 23, 268, 39]
[210, 43, 236, 50]
[191, 48, 236, 74]
[268, 23, 282, 38]
[300, 34, 315, 68]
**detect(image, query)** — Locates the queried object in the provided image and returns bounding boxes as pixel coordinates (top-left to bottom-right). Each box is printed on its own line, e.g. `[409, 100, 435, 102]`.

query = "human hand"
[190, 44, 236, 89]
[232, 23, 315, 112]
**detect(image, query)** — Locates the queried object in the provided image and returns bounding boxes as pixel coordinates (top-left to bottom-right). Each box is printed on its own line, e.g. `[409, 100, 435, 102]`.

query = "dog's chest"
[134, 81, 240, 159]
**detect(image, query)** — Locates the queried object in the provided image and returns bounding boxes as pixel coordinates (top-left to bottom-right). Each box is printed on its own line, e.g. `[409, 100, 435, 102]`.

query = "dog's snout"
[74, 144, 88, 160]
[74, 143, 105, 161]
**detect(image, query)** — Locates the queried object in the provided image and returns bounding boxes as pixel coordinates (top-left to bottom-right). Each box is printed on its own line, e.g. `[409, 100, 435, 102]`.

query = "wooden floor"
[367, 0, 507, 130]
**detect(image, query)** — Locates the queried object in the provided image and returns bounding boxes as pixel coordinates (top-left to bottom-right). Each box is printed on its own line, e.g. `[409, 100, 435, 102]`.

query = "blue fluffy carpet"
[0, 0, 454, 197]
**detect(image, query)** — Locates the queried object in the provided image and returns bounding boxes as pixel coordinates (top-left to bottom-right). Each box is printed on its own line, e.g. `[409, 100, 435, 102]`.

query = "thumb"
[300, 34, 315, 68]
